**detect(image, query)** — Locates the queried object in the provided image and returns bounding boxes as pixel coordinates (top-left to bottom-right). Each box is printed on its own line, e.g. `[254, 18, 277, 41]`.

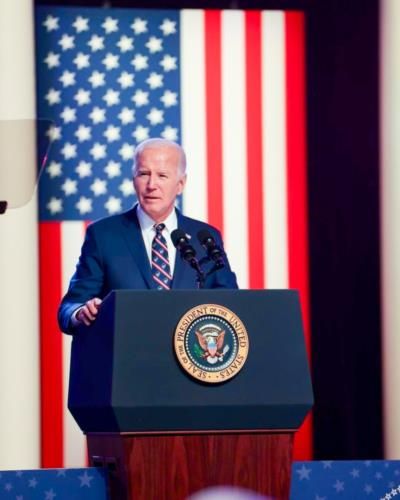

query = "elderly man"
[58, 138, 238, 334]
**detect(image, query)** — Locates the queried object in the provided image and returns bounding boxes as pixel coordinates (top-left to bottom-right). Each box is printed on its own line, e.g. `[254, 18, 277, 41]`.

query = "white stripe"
[380, 0, 400, 458]
[221, 11, 249, 289]
[0, 0, 39, 469]
[61, 221, 87, 467]
[180, 10, 207, 221]
[262, 12, 289, 288]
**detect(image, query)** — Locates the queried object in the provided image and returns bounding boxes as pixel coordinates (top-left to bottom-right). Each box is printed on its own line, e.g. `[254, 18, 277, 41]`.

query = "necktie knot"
[154, 223, 165, 234]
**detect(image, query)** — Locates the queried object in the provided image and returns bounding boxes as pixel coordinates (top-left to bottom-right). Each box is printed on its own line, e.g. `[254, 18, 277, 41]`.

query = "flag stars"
[117, 35, 134, 52]
[4, 483, 12, 491]
[102, 16, 119, 34]
[58, 33, 75, 51]
[103, 89, 120, 106]
[119, 143, 135, 161]
[73, 52, 90, 69]
[131, 17, 147, 35]
[87, 34, 105, 52]
[44, 51, 60, 69]
[160, 55, 177, 72]
[47, 197, 63, 215]
[103, 125, 120, 142]
[46, 125, 61, 142]
[89, 106, 106, 124]
[102, 52, 119, 70]
[74, 88, 91, 106]
[104, 160, 121, 178]
[119, 178, 134, 197]
[296, 465, 312, 480]
[75, 196, 93, 215]
[146, 36, 162, 53]
[61, 178, 78, 196]
[60, 106, 76, 123]
[160, 90, 177, 107]
[333, 479, 344, 492]
[45, 88, 61, 105]
[105, 196, 122, 214]
[350, 468, 360, 478]
[47, 161, 62, 178]
[146, 107, 164, 125]
[28, 477, 38, 488]
[117, 71, 134, 89]
[43, 15, 59, 31]
[75, 124, 92, 142]
[90, 142, 107, 160]
[131, 89, 149, 107]
[161, 126, 178, 141]
[118, 107, 135, 125]
[59, 70, 76, 87]
[132, 125, 149, 142]
[88, 70, 105, 88]
[146, 72, 163, 89]
[61, 142, 77, 160]
[364, 484, 373, 495]
[159, 18, 176, 36]
[76, 161, 92, 178]
[91, 178, 107, 196]
[73, 16, 89, 33]
[131, 53, 148, 71]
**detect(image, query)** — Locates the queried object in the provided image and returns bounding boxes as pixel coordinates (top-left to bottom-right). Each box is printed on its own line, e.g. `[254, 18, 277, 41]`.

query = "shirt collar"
[136, 204, 177, 234]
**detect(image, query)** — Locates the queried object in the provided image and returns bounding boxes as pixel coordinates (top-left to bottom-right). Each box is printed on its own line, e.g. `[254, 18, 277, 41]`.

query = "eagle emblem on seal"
[195, 324, 230, 365]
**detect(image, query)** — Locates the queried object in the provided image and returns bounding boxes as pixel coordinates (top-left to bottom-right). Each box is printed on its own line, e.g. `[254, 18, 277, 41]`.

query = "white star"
[375, 472, 383, 479]
[61, 178, 78, 196]
[47, 161, 62, 177]
[104, 160, 121, 178]
[159, 54, 177, 71]
[88, 70, 105, 88]
[132, 125, 149, 142]
[333, 480, 344, 492]
[43, 15, 59, 32]
[160, 90, 177, 107]
[59, 70, 76, 87]
[159, 18, 176, 36]
[118, 107, 135, 125]
[350, 468, 360, 478]
[105, 196, 122, 214]
[76, 196, 93, 215]
[76, 161, 92, 178]
[90, 142, 107, 160]
[117, 71, 134, 89]
[146, 36, 162, 53]
[119, 143, 135, 161]
[119, 178, 134, 197]
[90, 178, 107, 196]
[4, 483, 12, 491]
[102, 16, 118, 34]
[117, 35, 134, 52]
[87, 34, 104, 52]
[161, 126, 178, 141]
[296, 465, 311, 480]
[44, 52, 60, 68]
[73, 52, 90, 69]
[131, 89, 149, 107]
[47, 197, 63, 214]
[74, 88, 91, 105]
[364, 484, 373, 494]
[146, 107, 164, 125]
[322, 461, 333, 469]
[46, 125, 61, 142]
[102, 52, 119, 70]
[131, 18, 147, 35]
[364, 461, 372, 467]
[60, 106, 76, 123]
[61, 142, 77, 159]
[58, 33, 75, 51]
[73, 16, 89, 33]
[28, 477, 38, 488]
[146, 72, 163, 89]
[45, 88, 61, 105]
[103, 89, 120, 106]
[103, 125, 120, 142]
[75, 125, 91, 142]
[56, 469, 66, 477]
[131, 53, 148, 71]
[89, 106, 106, 124]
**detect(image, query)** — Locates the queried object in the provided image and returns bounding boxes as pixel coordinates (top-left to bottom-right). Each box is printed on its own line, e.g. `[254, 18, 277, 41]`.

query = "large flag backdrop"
[35, 6, 310, 467]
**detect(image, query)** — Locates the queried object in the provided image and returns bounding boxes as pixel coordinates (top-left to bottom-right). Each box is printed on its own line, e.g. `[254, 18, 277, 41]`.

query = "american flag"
[35, 6, 310, 467]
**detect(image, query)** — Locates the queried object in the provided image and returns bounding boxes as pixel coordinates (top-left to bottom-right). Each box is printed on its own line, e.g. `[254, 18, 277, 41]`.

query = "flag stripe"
[39, 222, 64, 467]
[285, 11, 312, 459]
[245, 11, 265, 289]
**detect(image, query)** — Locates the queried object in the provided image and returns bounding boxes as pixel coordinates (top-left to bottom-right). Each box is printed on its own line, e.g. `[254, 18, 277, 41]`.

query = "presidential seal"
[174, 304, 249, 383]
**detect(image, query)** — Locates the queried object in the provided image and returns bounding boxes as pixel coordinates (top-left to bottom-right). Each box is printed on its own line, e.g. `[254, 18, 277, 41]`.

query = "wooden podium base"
[87, 431, 293, 500]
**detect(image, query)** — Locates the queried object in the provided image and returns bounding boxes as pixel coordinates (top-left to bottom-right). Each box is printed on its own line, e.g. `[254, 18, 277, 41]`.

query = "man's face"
[133, 145, 186, 222]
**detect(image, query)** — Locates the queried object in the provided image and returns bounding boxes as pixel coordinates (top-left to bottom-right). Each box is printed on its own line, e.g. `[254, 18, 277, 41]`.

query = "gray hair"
[132, 138, 187, 178]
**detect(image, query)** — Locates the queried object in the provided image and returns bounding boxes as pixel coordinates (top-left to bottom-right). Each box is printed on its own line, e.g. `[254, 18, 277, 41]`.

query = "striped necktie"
[151, 223, 172, 290]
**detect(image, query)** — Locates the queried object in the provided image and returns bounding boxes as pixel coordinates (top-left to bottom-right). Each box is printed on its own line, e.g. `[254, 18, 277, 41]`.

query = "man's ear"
[177, 174, 187, 194]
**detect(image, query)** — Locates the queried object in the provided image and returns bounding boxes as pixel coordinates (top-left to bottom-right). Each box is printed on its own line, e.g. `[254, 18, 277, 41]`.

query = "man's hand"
[76, 297, 102, 326]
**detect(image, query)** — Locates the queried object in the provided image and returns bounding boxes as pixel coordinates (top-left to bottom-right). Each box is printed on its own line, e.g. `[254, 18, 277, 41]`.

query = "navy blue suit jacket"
[58, 206, 238, 333]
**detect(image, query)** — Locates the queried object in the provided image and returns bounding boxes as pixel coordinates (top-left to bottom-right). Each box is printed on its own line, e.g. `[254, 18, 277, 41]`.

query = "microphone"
[171, 229, 196, 262]
[197, 229, 225, 267]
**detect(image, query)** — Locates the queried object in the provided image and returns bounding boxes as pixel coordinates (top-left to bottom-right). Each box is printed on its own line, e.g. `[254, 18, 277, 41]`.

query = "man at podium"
[58, 138, 238, 334]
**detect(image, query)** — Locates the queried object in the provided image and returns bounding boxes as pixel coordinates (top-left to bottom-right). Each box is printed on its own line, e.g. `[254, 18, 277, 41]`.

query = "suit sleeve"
[58, 224, 105, 334]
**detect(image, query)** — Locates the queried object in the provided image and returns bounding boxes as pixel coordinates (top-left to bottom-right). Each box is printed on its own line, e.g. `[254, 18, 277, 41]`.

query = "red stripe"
[153, 275, 170, 289]
[152, 261, 172, 280]
[245, 11, 265, 289]
[205, 10, 224, 232]
[152, 248, 169, 266]
[39, 222, 64, 467]
[155, 237, 168, 252]
[285, 11, 313, 460]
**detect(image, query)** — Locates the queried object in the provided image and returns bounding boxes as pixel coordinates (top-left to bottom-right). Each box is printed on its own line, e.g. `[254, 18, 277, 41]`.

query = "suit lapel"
[120, 206, 154, 289]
